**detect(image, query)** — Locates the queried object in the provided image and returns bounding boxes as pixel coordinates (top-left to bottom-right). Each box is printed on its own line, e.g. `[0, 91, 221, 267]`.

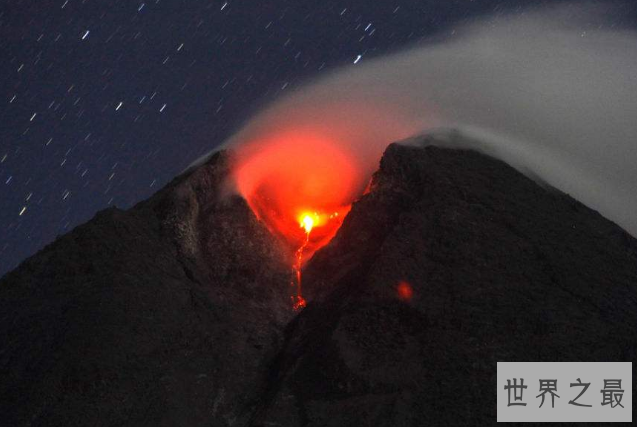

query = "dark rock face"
[0, 151, 294, 427]
[2, 136, 637, 426]
[252, 140, 637, 425]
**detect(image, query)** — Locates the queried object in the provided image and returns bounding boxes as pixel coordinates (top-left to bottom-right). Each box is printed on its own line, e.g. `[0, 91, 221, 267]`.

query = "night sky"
[1, 0, 634, 276]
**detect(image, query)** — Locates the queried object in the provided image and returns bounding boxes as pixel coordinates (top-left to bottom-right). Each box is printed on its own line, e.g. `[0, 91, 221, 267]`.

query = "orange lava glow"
[233, 130, 366, 309]
[291, 217, 311, 310]
[234, 131, 359, 257]
[397, 281, 414, 301]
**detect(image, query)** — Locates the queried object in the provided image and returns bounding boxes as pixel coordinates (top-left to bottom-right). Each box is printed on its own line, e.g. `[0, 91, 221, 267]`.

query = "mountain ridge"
[1, 134, 636, 426]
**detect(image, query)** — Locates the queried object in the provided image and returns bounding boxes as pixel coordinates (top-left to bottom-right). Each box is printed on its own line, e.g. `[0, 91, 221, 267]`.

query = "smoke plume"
[218, 2, 637, 238]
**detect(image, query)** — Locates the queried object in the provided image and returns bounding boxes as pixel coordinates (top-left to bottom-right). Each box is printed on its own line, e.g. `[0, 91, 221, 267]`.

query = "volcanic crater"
[1, 133, 637, 426]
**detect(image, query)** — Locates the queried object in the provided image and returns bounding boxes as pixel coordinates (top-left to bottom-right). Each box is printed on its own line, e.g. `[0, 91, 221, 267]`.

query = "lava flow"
[232, 130, 363, 308]
[291, 214, 313, 310]
[291, 211, 342, 310]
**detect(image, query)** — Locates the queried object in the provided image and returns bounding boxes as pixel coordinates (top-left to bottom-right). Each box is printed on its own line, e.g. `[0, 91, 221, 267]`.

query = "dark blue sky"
[1, 0, 634, 276]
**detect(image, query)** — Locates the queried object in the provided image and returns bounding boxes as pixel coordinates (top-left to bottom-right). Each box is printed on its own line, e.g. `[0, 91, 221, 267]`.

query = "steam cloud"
[216, 2, 637, 237]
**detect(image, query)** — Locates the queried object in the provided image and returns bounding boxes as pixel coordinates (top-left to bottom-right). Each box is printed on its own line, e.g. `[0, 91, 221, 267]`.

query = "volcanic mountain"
[1, 133, 636, 426]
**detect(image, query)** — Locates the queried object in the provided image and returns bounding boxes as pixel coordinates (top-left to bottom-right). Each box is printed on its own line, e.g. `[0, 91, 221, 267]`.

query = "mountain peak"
[2, 134, 636, 426]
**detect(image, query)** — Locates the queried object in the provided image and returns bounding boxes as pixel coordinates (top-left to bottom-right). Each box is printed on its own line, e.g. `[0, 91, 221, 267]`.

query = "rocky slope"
[0, 151, 294, 426]
[1, 134, 636, 426]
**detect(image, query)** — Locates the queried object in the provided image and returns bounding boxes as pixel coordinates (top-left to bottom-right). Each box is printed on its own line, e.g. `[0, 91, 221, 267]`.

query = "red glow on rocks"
[225, 95, 424, 309]
[234, 131, 359, 257]
[397, 281, 414, 301]
[291, 219, 311, 311]
[233, 130, 366, 309]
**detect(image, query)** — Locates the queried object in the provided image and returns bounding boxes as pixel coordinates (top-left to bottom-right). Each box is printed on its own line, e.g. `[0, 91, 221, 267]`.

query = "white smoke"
[209, 2, 637, 236]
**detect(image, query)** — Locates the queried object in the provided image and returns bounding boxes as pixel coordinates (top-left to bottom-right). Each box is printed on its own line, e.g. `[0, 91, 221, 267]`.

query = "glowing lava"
[290, 211, 342, 309]
[232, 131, 364, 309]
[301, 214, 314, 234]
[291, 213, 313, 310]
[397, 281, 414, 302]
[233, 132, 360, 250]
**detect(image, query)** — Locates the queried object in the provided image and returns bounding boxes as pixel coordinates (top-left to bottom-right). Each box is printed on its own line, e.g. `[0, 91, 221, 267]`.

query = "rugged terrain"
[1, 134, 636, 426]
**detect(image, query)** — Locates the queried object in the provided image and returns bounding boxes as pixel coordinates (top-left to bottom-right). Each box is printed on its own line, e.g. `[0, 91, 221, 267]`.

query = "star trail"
[1, 0, 635, 276]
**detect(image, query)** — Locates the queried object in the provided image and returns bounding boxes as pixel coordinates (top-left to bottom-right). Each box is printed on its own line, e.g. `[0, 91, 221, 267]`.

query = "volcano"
[1, 132, 636, 426]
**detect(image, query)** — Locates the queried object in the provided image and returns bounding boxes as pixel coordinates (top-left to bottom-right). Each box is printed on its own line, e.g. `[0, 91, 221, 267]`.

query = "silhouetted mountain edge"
[1, 134, 636, 426]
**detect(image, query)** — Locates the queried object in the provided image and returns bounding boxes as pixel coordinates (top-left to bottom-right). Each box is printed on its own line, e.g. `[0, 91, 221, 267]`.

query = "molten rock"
[1, 134, 637, 426]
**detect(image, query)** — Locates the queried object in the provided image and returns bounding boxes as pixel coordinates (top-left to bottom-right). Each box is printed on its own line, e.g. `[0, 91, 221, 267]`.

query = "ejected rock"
[251, 139, 637, 426]
[0, 151, 294, 427]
